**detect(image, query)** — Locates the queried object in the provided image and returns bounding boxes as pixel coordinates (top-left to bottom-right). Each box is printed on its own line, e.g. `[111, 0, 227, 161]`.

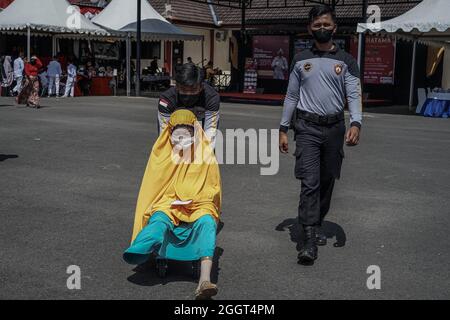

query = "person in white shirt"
[38, 69, 49, 96]
[47, 56, 62, 97]
[271, 49, 288, 80]
[63, 60, 77, 98]
[12, 53, 25, 95]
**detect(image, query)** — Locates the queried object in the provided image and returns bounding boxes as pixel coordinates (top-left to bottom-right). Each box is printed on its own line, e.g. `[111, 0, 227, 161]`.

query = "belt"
[297, 110, 344, 125]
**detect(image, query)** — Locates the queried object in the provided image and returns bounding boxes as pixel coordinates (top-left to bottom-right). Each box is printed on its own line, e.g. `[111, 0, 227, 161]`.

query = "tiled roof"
[68, 0, 109, 8]
[1, 0, 419, 28]
[215, 0, 419, 26]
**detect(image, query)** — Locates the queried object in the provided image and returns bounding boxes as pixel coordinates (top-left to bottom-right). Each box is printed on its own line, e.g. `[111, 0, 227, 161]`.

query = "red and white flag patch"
[159, 99, 169, 108]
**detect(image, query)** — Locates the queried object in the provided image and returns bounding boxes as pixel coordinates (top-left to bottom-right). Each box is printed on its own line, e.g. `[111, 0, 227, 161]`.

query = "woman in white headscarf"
[1, 56, 14, 93]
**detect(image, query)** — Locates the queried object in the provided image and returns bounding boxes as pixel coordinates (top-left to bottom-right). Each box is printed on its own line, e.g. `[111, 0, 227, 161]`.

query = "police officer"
[158, 63, 220, 148]
[279, 5, 362, 265]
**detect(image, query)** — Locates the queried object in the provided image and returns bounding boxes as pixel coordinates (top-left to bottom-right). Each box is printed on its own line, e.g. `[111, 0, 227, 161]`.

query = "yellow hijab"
[130, 109, 222, 242]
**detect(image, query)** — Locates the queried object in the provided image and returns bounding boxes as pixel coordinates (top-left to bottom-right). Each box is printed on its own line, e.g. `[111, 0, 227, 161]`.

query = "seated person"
[97, 66, 106, 77]
[105, 66, 114, 77]
[77, 65, 92, 96]
[205, 61, 217, 85]
[149, 56, 159, 75]
[123, 109, 222, 300]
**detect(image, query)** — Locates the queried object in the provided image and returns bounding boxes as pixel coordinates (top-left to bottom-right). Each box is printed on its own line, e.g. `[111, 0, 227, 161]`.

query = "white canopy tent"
[92, 0, 201, 40]
[93, 0, 202, 41]
[0, 0, 108, 59]
[357, 0, 450, 109]
[92, 0, 203, 96]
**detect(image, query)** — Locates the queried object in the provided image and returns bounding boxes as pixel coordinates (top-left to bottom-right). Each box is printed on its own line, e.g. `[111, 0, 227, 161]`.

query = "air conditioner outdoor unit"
[215, 30, 228, 42]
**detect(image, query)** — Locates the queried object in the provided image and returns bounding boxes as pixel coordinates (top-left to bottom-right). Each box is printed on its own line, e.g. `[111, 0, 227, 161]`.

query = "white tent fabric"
[92, 0, 204, 97]
[357, 0, 450, 47]
[357, 0, 450, 33]
[92, 0, 202, 41]
[357, 0, 450, 108]
[92, 0, 166, 31]
[0, 0, 108, 35]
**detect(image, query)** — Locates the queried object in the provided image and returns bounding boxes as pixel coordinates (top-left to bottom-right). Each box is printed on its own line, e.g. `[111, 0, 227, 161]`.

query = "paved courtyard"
[0, 96, 449, 299]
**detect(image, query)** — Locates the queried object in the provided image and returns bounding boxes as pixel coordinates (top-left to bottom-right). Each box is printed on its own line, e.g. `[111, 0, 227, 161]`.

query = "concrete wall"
[213, 30, 231, 73]
[178, 25, 231, 72]
[179, 26, 210, 67]
[131, 26, 232, 75]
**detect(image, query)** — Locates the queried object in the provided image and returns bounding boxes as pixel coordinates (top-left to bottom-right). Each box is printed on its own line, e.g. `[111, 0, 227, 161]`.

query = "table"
[75, 76, 113, 97]
[141, 74, 171, 92]
[421, 92, 450, 118]
[141, 75, 171, 82]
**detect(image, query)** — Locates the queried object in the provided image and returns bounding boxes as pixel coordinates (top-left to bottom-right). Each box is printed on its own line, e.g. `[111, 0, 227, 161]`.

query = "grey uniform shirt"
[280, 44, 362, 132]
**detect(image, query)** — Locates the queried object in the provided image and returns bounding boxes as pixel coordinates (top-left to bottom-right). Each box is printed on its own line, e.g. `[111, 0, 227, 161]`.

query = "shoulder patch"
[159, 98, 169, 108]
[334, 64, 343, 75]
[304, 62, 313, 72]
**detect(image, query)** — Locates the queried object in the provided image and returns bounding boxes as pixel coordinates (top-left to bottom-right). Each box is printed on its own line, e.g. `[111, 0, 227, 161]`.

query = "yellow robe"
[130, 109, 222, 242]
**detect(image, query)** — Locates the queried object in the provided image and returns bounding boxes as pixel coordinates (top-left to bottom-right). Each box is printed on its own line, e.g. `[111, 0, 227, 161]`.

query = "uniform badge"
[304, 63, 312, 72]
[334, 64, 343, 75]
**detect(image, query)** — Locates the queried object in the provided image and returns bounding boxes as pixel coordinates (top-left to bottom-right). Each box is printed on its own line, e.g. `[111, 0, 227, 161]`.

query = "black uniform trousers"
[294, 117, 345, 226]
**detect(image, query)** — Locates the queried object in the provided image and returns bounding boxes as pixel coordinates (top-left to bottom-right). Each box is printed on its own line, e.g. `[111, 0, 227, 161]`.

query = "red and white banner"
[350, 35, 396, 85]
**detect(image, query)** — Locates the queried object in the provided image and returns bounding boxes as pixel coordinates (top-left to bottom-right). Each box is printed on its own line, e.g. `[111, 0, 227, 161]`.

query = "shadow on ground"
[0, 154, 19, 162]
[364, 105, 417, 116]
[126, 221, 225, 288]
[276, 218, 346, 250]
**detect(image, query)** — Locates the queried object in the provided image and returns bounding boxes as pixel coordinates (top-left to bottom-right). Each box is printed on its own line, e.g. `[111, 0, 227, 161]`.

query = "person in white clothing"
[1, 56, 14, 90]
[38, 68, 49, 96]
[63, 59, 77, 98]
[12, 52, 25, 95]
[47, 56, 62, 97]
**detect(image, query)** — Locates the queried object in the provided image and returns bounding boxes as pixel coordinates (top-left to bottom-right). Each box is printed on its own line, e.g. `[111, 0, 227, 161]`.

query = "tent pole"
[136, 0, 141, 97]
[126, 33, 131, 97]
[239, 1, 247, 92]
[27, 25, 31, 60]
[201, 38, 204, 67]
[357, 33, 363, 69]
[409, 40, 417, 110]
[162, 39, 166, 74]
[359, 0, 368, 103]
[52, 36, 56, 56]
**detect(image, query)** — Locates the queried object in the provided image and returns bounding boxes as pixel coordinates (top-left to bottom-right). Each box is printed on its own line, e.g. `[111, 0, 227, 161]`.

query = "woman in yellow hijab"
[123, 109, 222, 300]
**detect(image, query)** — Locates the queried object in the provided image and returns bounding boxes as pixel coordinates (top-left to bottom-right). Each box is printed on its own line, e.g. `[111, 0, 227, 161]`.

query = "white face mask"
[171, 127, 194, 149]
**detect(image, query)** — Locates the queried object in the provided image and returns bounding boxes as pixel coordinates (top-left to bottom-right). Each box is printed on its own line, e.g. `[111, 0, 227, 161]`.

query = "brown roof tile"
[69, 0, 421, 28]
[214, 0, 419, 26]
[150, 0, 216, 26]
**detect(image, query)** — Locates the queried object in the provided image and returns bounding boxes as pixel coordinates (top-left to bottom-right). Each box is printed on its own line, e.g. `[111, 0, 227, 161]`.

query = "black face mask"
[178, 93, 200, 108]
[312, 28, 334, 44]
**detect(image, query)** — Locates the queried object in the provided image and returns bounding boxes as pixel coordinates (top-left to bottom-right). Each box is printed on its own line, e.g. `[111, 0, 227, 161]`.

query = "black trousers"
[294, 118, 345, 226]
